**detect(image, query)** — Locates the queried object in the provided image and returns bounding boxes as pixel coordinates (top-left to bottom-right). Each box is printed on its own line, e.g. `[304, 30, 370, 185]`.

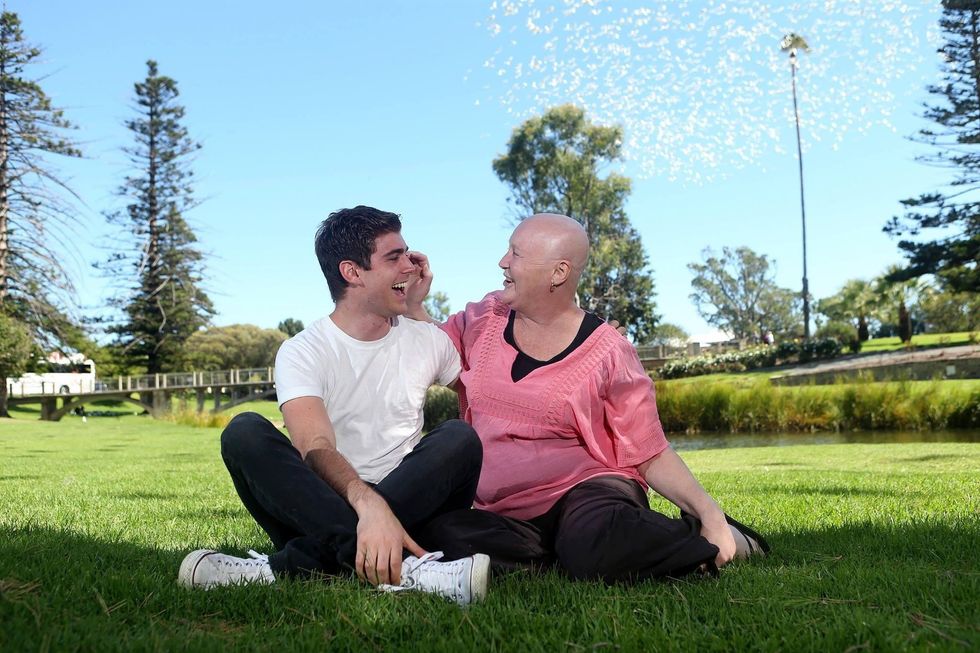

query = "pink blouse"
[442, 293, 670, 520]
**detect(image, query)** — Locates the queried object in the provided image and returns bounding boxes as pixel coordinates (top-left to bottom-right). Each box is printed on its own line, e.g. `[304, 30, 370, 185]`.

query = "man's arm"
[280, 396, 425, 585]
[403, 251, 462, 393]
[637, 447, 736, 568]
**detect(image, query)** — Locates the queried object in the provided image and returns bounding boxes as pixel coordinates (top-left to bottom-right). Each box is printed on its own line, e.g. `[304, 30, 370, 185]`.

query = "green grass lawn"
[657, 370, 776, 387]
[1, 415, 977, 651]
[860, 331, 976, 353]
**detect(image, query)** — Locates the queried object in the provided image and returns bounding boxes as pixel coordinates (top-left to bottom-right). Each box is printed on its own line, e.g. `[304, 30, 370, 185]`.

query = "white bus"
[6, 352, 97, 396]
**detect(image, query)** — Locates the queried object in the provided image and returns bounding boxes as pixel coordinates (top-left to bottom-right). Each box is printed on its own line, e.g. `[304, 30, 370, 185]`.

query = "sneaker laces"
[401, 551, 444, 586]
[403, 552, 472, 602]
[378, 551, 445, 592]
[247, 550, 269, 564]
[213, 549, 269, 574]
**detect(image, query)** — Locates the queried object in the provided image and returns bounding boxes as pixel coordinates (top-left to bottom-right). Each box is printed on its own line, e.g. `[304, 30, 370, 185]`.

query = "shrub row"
[164, 407, 233, 429]
[655, 338, 844, 379]
[654, 379, 980, 433]
[424, 385, 460, 431]
[167, 378, 977, 435]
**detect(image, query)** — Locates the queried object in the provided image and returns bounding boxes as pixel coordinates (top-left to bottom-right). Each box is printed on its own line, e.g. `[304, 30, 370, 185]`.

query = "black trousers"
[220, 412, 482, 578]
[417, 475, 720, 583]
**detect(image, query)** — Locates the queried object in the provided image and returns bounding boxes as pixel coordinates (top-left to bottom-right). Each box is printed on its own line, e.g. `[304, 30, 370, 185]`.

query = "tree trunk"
[0, 47, 9, 305]
[858, 315, 869, 342]
[898, 303, 912, 344]
[0, 377, 9, 418]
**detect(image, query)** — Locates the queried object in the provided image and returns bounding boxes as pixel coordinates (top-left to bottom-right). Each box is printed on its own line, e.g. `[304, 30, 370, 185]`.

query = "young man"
[178, 206, 489, 606]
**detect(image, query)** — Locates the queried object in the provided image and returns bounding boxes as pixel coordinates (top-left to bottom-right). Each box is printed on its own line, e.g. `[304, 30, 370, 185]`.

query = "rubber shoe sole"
[178, 549, 217, 589]
[469, 554, 490, 604]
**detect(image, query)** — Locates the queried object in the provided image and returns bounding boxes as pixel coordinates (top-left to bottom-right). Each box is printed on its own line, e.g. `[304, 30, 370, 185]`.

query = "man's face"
[357, 231, 416, 318]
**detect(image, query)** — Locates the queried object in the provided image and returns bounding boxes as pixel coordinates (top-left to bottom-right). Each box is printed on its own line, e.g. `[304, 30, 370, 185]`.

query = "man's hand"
[607, 319, 628, 337]
[350, 488, 426, 586]
[281, 398, 427, 584]
[405, 250, 433, 310]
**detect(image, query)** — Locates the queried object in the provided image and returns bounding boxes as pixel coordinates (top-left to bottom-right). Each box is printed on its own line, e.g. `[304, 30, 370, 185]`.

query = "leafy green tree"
[183, 324, 287, 371]
[918, 279, 980, 332]
[492, 104, 659, 342]
[101, 61, 213, 373]
[646, 322, 689, 347]
[277, 318, 304, 337]
[814, 320, 861, 353]
[884, 1, 980, 292]
[0, 313, 35, 417]
[423, 291, 451, 322]
[816, 279, 877, 342]
[0, 11, 84, 348]
[688, 246, 800, 343]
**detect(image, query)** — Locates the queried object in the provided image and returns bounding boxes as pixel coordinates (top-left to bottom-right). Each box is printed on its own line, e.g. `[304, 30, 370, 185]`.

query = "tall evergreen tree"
[0, 11, 83, 347]
[885, 0, 980, 292]
[102, 60, 213, 373]
[276, 318, 304, 337]
[493, 105, 659, 342]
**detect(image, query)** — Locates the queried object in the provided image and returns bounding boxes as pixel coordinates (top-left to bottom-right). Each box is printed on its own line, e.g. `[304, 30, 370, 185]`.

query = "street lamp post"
[781, 32, 811, 339]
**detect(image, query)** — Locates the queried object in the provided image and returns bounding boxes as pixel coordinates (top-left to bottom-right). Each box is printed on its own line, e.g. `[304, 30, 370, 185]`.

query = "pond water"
[670, 430, 980, 451]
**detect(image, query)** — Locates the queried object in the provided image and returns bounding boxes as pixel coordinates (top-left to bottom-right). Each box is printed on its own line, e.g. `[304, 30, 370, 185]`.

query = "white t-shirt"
[275, 315, 461, 483]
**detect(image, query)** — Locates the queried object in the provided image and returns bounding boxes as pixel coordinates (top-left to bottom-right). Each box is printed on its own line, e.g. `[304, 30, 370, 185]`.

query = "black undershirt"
[504, 310, 603, 382]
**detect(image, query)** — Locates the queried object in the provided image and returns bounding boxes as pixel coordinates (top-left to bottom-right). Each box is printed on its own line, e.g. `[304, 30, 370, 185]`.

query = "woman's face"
[498, 222, 555, 311]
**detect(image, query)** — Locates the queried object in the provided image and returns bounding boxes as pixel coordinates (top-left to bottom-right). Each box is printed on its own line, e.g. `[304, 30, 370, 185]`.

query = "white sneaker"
[379, 551, 489, 606]
[178, 549, 275, 589]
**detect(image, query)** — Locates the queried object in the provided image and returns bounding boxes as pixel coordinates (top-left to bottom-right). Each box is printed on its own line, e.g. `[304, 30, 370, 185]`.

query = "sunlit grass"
[1, 417, 978, 650]
[860, 331, 977, 353]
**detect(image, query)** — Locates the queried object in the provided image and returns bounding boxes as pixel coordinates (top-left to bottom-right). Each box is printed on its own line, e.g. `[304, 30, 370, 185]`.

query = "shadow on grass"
[174, 507, 249, 521]
[740, 484, 924, 498]
[112, 491, 183, 501]
[0, 520, 977, 651]
[894, 454, 963, 463]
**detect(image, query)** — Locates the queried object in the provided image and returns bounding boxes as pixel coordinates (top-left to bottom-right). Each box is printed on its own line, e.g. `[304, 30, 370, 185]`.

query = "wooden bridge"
[7, 368, 277, 422]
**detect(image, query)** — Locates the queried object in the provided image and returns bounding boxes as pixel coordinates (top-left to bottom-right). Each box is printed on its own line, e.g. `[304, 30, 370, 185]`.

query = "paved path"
[773, 344, 980, 381]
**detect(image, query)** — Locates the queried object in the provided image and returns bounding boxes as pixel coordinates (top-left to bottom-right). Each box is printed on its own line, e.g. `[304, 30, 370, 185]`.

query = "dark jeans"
[417, 475, 719, 583]
[220, 412, 482, 578]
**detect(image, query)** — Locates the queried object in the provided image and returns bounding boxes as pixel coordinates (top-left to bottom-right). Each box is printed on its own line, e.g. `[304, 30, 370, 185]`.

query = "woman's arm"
[637, 447, 737, 568]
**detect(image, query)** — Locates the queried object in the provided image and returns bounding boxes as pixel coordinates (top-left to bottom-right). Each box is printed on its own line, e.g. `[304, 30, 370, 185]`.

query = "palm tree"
[841, 279, 876, 342]
[815, 278, 877, 343]
[874, 266, 927, 341]
[781, 32, 811, 338]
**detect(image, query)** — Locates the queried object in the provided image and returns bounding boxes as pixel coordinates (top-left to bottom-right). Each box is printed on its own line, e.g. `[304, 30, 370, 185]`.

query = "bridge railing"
[8, 367, 276, 398]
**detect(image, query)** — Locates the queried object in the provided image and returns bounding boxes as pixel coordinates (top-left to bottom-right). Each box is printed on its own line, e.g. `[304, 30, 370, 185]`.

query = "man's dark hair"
[315, 206, 402, 301]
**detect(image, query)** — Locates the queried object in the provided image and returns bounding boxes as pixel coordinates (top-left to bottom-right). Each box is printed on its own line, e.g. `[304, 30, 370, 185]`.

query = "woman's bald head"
[518, 214, 589, 276]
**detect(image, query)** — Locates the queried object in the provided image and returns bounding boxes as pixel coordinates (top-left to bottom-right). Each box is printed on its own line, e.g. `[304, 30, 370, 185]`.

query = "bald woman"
[409, 214, 768, 582]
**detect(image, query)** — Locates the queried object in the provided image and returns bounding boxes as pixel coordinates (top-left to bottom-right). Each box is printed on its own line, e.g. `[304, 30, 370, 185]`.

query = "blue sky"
[20, 1, 947, 338]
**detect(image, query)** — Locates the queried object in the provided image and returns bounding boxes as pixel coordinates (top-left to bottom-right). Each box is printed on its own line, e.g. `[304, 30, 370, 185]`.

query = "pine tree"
[0, 11, 83, 346]
[885, 0, 980, 292]
[103, 60, 213, 373]
[493, 105, 659, 342]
